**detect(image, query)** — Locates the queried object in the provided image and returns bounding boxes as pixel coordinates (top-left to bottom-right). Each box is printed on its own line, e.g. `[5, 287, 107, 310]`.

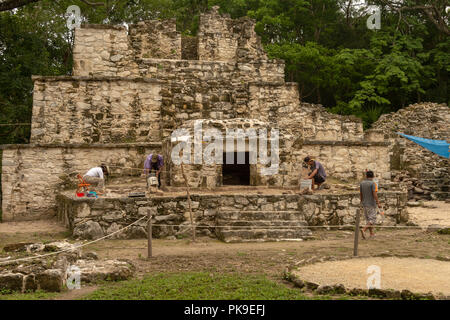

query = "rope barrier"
[0, 215, 148, 266]
[0, 218, 443, 265]
[149, 223, 436, 229]
[0, 123, 31, 126]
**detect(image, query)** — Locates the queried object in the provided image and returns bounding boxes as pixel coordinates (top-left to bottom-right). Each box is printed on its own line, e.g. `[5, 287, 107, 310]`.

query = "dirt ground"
[1, 219, 448, 280]
[0, 201, 449, 299]
[0, 219, 67, 234]
[407, 201, 450, 227]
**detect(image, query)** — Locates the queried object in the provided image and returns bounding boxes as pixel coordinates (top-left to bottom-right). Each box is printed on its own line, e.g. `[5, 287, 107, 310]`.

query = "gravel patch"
[293, 257, 450, 295]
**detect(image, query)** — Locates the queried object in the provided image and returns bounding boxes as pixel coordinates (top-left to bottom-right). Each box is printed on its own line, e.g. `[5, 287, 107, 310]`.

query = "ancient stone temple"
[1, 7, 407, 241]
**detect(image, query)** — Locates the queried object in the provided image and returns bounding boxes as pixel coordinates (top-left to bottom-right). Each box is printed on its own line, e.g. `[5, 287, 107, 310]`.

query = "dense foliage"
[0, 0, 448, 144]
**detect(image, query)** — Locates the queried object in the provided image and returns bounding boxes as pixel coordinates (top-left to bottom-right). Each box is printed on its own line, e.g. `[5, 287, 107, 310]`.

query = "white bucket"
[300, 179, 312, 190]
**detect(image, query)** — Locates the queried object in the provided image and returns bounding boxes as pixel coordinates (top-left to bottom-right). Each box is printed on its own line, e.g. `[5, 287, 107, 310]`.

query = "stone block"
[36, 269, 64, 292]
[0, 273, 23, 292]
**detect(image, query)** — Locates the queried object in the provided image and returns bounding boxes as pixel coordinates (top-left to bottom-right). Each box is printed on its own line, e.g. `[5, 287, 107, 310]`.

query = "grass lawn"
[0, 290, 60, 300]
[84, 272, 313, 300]
[0, 272, 369, 300]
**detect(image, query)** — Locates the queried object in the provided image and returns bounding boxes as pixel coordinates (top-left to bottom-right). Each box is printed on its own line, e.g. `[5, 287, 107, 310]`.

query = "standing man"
[303, 156, 327, 191]
[360, 170, 381, 239]
[83, 164, 108, 194]
[143, 151, 164, 190]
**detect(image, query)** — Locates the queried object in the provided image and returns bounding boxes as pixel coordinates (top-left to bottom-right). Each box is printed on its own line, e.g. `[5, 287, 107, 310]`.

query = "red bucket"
[76, 192, 85, 197]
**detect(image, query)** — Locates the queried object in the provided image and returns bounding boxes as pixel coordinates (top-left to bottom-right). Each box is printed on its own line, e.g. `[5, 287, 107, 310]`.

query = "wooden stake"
[181, 163, 195, 241]
[353, 208, 361, 256]
[147, 208, 152, 259]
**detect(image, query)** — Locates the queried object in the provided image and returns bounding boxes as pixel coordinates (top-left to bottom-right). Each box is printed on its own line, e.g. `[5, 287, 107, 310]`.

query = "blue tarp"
[397, 132, 450, 159]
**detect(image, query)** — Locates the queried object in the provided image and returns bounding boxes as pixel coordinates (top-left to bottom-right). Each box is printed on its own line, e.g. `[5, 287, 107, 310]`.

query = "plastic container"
[87, 191, 98, 198]
[76, 192, 85, 197]
[300, 179, 312, 190]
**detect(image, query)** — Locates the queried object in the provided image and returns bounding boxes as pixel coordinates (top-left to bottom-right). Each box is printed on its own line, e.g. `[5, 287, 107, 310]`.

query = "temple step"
[215, 209, 311, 242]
[216, 228, 313, 243]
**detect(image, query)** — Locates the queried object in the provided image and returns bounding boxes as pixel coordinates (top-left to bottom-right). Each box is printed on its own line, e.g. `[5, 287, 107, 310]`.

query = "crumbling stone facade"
[57, 190, 407, 241]
[2, 6, 394, 221]
[373, 103, 449, 200]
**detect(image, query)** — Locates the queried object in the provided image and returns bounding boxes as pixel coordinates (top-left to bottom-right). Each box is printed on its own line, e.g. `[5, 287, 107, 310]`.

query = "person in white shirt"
[83, 165, 108, 193]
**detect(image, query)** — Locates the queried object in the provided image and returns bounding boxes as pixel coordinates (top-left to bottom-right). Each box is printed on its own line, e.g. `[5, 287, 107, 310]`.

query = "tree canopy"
[0, 0, 448, 144]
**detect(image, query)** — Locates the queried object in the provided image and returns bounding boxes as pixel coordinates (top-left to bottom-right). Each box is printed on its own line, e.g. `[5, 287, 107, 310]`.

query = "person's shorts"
[313, 175, 325, 184]
[363, 206, 377, 224]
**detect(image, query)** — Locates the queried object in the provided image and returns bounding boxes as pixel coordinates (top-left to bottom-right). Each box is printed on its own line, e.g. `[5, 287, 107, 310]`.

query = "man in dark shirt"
[304, 156, 327, 191]
[360, 170, 380, 239]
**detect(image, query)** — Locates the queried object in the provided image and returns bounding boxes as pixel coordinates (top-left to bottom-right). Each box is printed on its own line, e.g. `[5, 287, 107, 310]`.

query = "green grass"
[0, 290, 59, 300]
[83, 272, 315, 300]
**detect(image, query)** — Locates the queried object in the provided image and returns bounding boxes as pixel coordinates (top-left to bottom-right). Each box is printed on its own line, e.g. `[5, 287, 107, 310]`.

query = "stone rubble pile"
[0, 240, 135, 293]
[373, 103, 449, 200]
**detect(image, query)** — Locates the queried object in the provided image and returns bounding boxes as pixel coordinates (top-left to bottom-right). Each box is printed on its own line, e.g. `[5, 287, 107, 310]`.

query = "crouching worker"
[83, 164, 108, 194]
[360, 170, 381, 239]
[143, 152, 164, 191]
[303, 156, 327, 191]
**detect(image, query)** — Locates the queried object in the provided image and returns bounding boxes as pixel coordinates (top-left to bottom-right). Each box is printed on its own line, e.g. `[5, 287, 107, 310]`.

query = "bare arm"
[307, 168, 318, 179]
[373, 189, 380, 208]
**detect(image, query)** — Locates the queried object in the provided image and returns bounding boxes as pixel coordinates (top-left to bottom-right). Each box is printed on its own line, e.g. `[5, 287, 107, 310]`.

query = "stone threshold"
[31, 75, 288, 87]
[59, 190, 405, 202]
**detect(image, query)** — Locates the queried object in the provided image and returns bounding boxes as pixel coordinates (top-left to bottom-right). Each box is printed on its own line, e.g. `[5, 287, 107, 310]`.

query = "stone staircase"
[215, 210, 313, 243]
[418, 171, 450, 200]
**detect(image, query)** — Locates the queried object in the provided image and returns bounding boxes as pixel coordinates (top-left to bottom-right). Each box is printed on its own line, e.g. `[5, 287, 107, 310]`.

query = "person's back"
[85, 167, 103, 179]
[360, 179, 377, 207]
[83, 166, 106, 193]
[313, 161, 327, 180]
[360, 171, 380, 239]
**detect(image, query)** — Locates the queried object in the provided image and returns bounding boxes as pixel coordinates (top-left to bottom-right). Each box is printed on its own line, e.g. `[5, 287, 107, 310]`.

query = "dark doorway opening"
[222, 152, 250, 185]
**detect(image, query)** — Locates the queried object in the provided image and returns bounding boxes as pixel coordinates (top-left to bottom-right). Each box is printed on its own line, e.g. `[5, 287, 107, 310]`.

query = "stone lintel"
[0, 142, 162, 150]
[80, 24, 127, 31]
[302, 140, 389, 147]
[31, 75, 162, 83]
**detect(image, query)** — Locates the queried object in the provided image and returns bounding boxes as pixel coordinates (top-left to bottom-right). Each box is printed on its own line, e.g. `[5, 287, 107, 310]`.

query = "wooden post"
[353, 208, 361, 256]
[147, 208, 152, 259]
[180, 163, 195, 241]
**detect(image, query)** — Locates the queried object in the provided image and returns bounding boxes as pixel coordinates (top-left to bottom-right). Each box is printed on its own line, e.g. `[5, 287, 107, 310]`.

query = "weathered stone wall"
[30, 77, 162, 144]
[249, 83, 364, 141]
[167, 118, 275, 188]
[1, 143, 161, 220]
[57, 191, 408, 240]
[72, 8, 273, 77]
[181, 36, 198, 60]
[73, 25, 134, 77]
[198, 6, 267, 62]
[135, 59, 284, 82]
[166, 118, 390, 188]
[31, 58, 284, 144]
[373, 103, 449, 200]
[129, 19, 181, 60]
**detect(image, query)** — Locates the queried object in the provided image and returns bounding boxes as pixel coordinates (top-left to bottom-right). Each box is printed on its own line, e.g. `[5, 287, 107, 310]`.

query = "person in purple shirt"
[143, 152, 164, 188]
[304, 156, 327, 191]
